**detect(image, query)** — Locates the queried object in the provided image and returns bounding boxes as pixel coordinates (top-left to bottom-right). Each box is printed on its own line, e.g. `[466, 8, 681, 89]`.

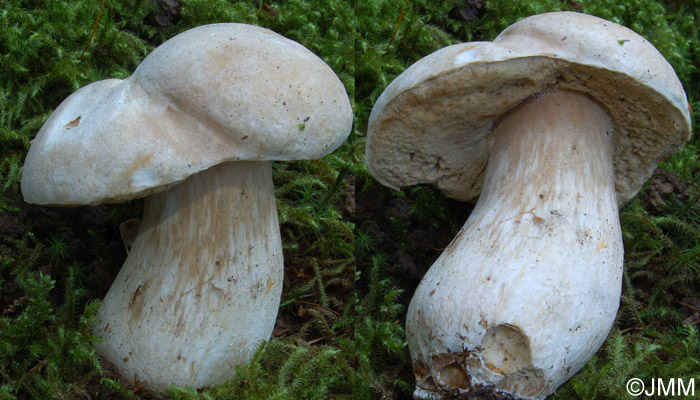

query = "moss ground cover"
[1, 0, 699, 399]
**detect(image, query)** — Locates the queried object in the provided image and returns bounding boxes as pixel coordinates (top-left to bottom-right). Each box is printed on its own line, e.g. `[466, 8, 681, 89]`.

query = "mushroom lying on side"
[21, 23, 352, 393]
[365, 12, 691, 399]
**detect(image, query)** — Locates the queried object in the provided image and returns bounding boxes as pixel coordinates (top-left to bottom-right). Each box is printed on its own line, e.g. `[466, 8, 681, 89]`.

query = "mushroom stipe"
[21, 23, 352, 394]
[97, 161, 283, 392]
[366, 11, 691, 400]
[408, 91, 623, 398]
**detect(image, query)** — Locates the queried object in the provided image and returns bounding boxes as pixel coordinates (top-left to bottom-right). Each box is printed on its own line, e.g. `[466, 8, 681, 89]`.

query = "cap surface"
[366, 11, 691, 205]
[21, 23, 353, 205]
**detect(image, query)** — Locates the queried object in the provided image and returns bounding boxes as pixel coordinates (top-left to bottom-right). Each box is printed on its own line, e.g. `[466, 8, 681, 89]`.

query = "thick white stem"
[94, 161, 283, 394]
[407, 92, 624, 399]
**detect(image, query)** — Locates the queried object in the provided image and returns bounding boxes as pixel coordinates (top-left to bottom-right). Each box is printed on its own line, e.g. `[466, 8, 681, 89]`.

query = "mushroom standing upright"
[21, 23, 352, 393]
[365, 12, 691, 399]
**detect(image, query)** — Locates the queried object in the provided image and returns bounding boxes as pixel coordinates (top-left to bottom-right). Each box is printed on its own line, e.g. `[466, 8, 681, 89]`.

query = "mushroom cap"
[366, 11, 691, 205]
[21, 23, 353, 205]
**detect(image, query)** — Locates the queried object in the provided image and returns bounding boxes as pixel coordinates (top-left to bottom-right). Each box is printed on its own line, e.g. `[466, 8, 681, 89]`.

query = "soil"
[0, 188, 152, 398]
[354, 181, 472, 296]
[644, 168, 692, 213]
[1, 190, 129, 310]
[355, 181, 520, 400]
[147, 0, 181, 28]
[449, 0, 486, 23]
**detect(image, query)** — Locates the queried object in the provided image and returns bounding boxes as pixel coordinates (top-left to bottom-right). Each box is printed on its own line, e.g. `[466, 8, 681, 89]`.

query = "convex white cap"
[22, 23, 353, 205]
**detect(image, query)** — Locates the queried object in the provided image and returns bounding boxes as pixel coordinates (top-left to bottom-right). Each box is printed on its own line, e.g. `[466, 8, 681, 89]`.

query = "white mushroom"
[20, 23, 352, 393]
[365, 12, 691, 399]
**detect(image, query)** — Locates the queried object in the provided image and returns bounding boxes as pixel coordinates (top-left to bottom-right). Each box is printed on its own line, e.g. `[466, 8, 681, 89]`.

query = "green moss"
[355, 0, 700, 399]
[0, 261, 103, 399]
[1, 0, 699, 398]
[0, 0, 153, 190]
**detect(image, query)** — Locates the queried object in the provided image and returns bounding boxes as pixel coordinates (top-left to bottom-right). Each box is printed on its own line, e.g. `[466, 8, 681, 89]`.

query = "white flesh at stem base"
[95, 161, 283, 394]
[407, 91, 624, 399]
